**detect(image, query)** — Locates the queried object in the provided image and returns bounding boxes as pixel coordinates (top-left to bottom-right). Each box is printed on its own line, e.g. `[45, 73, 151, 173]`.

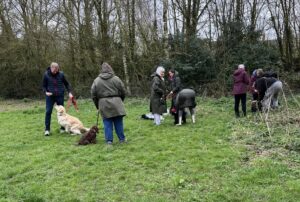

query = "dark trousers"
[170, 98, 186, 124]
[173, 111, 186, 124]
[234, 94, 247, 117]
[103, 116, 125, 143]
[45, 95, 64, 131]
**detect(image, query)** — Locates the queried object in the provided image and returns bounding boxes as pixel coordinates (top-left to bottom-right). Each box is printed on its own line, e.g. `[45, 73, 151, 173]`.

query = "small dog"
[55, 105, 89, 135]
[78, 126, 99, 145]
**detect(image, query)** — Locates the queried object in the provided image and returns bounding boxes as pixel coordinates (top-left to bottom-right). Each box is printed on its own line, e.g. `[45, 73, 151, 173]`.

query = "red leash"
[66, 97, 79, 112]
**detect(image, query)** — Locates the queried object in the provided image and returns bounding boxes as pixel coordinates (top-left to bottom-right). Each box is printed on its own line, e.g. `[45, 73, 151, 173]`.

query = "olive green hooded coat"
[91, 64, 126, 119]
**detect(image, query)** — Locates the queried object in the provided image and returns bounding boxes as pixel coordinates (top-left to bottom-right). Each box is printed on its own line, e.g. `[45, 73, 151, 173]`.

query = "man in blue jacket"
[42, 62, 73, 136]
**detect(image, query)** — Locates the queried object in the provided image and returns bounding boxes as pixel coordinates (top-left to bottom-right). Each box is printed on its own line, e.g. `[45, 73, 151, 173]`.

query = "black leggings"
[234, 94, 247, 117]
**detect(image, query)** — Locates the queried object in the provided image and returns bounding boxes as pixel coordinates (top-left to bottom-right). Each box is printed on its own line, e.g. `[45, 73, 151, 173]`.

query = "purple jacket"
[232, 68, 250, 95]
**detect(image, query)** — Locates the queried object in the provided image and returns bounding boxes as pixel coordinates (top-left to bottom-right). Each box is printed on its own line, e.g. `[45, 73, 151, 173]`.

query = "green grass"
[0, 97, 299, 201]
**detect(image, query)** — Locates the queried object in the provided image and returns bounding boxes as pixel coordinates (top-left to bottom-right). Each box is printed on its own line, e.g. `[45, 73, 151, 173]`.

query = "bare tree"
[163, 0, 169, 59]
[115, 0, 131, 95]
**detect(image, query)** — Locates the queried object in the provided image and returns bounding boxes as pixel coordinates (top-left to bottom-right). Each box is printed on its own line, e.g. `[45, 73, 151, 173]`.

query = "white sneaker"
[44, 130, 50, 136]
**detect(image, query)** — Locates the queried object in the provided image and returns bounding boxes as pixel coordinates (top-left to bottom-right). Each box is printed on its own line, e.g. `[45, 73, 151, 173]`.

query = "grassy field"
[0, 97, 299, 202]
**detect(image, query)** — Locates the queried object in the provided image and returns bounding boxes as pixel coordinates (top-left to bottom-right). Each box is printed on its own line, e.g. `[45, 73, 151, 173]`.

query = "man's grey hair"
[50, 62, 59, 68]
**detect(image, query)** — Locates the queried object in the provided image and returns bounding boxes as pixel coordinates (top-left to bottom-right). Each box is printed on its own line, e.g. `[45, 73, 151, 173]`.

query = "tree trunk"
[115, 0, 132, 95]
[163, 0, 169, 60]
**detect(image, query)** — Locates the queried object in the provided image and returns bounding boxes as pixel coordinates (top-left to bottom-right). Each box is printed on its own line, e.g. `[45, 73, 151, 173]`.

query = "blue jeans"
[45, 95, 64, 131]
[103, 116, 125, 143]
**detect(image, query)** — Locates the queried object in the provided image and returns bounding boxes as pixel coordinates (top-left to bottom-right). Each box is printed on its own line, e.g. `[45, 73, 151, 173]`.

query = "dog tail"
[80, 127, 89, 133]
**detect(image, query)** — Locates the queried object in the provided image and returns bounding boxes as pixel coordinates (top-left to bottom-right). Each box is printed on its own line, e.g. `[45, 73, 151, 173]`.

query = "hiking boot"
[44, 130, 50, 136]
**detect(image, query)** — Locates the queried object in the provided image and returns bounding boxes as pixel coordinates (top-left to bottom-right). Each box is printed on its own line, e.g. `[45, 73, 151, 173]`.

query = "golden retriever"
[55, 105, 89, 135]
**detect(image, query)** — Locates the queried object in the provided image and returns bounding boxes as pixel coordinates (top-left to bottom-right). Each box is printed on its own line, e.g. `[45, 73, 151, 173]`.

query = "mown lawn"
[0, 97, 299, 202]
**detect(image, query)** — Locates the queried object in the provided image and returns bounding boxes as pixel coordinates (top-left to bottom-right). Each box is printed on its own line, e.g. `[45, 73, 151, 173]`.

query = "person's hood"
[151, 72, 156, 78]
[234, 68, 245, 76]
[99, 72, 114, 80]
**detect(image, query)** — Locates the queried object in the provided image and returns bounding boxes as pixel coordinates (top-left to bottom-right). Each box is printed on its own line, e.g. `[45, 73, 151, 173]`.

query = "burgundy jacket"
[232, 68, 250, 95]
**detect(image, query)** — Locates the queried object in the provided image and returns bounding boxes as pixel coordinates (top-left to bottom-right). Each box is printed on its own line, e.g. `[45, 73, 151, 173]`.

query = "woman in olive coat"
[91, 62, 126, 144]
[150, 66, 167, 125]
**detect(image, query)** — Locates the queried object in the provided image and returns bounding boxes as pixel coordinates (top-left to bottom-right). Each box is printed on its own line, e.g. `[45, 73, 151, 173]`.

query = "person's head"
[238, 64, 245, 69]
[168, 69, 175, 78]
[101, 62, 114, 74]
[256, 68, 264, 77]
[50, 62, 59, 75]
[156, 66, 165, 78]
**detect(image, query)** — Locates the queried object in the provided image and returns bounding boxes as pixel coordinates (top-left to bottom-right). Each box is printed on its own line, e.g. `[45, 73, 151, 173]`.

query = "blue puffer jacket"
[42, 67, 71, 96]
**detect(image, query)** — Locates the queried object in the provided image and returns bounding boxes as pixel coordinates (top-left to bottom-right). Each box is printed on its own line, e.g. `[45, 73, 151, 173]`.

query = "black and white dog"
[175, 89, 196, 125]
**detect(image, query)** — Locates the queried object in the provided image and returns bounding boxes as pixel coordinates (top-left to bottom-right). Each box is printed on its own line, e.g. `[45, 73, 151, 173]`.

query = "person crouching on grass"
[254, 69, 283, 112]
[42, 62, 73, 136]
[150, 66, 167, 125]
[91, 62, 126, 145]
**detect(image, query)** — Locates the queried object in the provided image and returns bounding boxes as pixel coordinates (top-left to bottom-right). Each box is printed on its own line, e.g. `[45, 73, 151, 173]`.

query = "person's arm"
[119, 80, 126, 101]
[114, 76, 126, 101]
[152, 77, 164, 96]
[42, 73, 48, 93]
[244, 72, 250, 85]
[172, 76, 181, 94]
[91, 81, 99, 109]
[62, 73, 73, 97]
[42, 73, 52, 96]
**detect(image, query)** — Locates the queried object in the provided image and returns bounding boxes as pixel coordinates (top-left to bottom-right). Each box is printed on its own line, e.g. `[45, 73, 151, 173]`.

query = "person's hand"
[167, 91, 173, 99]
[46, 92, 53, 96]
[68, 93, 73, 98]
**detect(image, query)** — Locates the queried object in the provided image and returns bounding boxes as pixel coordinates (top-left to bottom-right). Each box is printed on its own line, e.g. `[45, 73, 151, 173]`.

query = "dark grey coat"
[150, 74, 167, 114]
[91, 72, 126, 119]
[175, 89, 196, 109]
[169, 71, 182, 94]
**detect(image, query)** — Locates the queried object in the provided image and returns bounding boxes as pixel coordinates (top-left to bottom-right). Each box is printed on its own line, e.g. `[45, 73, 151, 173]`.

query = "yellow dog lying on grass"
[55, 105, 89, 135]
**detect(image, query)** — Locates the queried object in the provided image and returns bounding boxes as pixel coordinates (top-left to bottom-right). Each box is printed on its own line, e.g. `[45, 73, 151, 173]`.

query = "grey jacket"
[91, 72, 126, 118]
[175, 88, 196, 109]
